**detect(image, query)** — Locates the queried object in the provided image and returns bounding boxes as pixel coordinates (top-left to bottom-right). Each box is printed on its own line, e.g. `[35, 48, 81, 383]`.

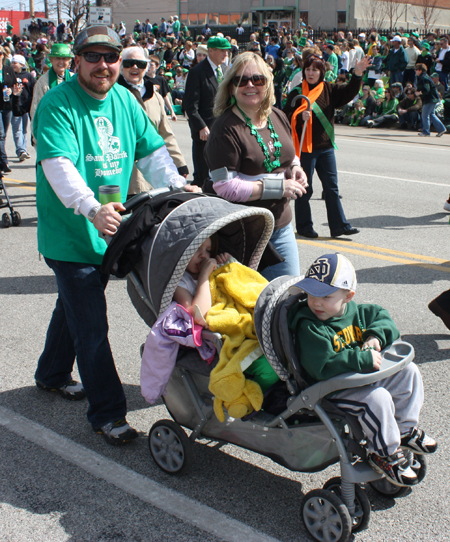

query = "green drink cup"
[98, 185, 121, 205]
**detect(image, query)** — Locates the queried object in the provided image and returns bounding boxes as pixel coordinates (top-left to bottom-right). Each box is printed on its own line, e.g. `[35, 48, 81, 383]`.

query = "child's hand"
[362, 336, 381, 351]
[371, 350, 382, 371]
[198, 257, 218, 278]
[215, 252, 230, 265]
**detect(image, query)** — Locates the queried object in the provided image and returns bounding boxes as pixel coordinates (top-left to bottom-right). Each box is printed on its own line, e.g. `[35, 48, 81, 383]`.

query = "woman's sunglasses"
[232, 74, 267, 87]
[122, 59, 148, 69]
[80, 51, 121, 64]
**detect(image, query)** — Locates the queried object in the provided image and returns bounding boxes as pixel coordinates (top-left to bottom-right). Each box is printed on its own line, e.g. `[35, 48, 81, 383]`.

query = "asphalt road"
[1, 118, 450, 542]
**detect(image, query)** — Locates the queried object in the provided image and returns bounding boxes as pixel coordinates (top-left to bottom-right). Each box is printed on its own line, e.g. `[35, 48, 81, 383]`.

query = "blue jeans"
[439, 70, 449, 92]
[421, 102, 446, 135]
[260, 223, 301, 281]
[0, 109, 12, 164]
[35, 258, 127, 429]
[390, 70, 403, 85]
[398, 110, 420, 128]
[295, 147, 351, 237]
[11, 113, 29, 156]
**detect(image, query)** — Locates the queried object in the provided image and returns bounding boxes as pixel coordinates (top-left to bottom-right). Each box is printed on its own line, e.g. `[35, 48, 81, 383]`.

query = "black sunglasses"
[80, 51, 121, 64]
[122, 59, 148, 69]
[232, 74, 267, 87]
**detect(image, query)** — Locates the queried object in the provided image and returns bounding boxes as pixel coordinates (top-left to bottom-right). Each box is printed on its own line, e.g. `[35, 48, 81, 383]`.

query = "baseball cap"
[290, 254, 357, 297]
[391, 36, 402, 43]
[12, 54, 26, 65]
[431, 72, 439, 77]
[74, 25, 123, 55]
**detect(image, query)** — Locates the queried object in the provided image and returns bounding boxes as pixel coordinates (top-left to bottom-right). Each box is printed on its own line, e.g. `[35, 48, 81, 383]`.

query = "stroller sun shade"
[126, 194, 274, 327]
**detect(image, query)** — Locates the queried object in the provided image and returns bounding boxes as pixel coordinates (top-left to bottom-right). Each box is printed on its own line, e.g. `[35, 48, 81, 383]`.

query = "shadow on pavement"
[357, 262, 450, 285]
[350, 212, 447, 230]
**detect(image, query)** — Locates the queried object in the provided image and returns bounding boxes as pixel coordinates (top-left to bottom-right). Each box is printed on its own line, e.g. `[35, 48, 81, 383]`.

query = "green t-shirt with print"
[34, 74, 165, 265]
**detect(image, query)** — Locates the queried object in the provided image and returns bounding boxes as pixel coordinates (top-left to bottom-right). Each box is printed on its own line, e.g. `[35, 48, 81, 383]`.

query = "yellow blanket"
[206, 262, 268, 422]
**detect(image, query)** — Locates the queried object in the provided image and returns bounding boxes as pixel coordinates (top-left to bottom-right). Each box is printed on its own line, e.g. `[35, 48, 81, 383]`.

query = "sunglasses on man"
[122, 59, 149, 69]
[80, 51, 121, 64]
[232, 74, 267, 87]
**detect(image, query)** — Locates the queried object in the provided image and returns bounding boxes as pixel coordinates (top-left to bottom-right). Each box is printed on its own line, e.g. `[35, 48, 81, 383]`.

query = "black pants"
[192, 138, 209, 187]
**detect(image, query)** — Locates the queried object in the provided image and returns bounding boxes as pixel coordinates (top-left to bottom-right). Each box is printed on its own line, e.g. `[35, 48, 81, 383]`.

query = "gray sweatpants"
[330, 362, 424, 457]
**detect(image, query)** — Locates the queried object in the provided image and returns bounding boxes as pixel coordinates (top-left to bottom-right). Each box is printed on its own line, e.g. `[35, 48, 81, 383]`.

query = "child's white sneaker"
[368, 449, 418, 487]
[401, 427, 437, 455]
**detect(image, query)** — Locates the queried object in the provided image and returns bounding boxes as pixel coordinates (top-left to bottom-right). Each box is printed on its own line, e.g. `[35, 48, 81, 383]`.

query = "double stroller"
[103, 189, 426, 542]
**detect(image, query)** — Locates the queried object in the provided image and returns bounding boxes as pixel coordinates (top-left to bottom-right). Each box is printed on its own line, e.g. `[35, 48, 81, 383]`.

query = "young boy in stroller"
[288, 253, 437, 488]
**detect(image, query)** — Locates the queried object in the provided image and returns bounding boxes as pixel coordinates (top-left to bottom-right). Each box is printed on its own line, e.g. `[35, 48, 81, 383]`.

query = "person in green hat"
[183, 35, 231, 186]
[30, 43, 74, 129]
[420, 42, 434, 74]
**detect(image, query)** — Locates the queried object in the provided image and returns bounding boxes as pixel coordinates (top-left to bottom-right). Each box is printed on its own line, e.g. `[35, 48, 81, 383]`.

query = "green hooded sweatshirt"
[287, 300, 400, 385]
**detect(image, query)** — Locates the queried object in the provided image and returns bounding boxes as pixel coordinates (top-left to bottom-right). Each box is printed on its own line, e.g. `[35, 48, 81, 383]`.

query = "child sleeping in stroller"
[141, 234, 279, 418]
[288, 253, 437, 488]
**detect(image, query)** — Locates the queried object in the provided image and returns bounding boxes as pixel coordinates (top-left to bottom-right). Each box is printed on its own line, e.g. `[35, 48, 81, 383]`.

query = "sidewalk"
[335, 123, 450, 146]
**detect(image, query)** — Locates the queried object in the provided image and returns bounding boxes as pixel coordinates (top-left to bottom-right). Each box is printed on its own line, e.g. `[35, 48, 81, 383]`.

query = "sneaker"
[436, 130, 446, 137]
[368, 449, 418, 487]
[25, 152, 31, 159]
[19, 152, 27, 162]
[95, 419, 138, 445]
[2, 165, 11, 173]
[367, 120, 374, 128]
[418, 132, 430, 137]
[298, 229, 319, 238]
[401, 427, 437, 454]
[444, 195, 450, 212]
[36, 379, 86, 401]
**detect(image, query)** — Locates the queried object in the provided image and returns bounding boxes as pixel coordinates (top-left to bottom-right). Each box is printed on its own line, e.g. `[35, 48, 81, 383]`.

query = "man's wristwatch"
[87, 204, 102, 223]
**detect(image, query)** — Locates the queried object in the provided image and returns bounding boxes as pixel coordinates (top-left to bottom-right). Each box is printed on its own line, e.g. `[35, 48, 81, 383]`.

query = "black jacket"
[183, 58, 219, 140]
[13, 68, 35, 115]
[0, 65, 17, 111]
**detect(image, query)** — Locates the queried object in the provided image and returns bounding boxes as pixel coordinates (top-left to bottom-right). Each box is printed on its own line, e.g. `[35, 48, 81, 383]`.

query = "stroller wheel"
[11, 211, 21, 227]
[301, 488, 352, 542]
[369, 452, 427, 497]
[323, 477, 371, 533]
[148, 419, 192, 475]
[2, 212, 10, 228]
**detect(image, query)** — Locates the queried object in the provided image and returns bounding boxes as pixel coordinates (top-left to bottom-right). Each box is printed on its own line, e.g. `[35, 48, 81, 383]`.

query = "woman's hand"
[283, 176, 308, 200]
[301, 110, 311, 121]
[290, 165, 308, 188]
[3, 86, 12, 98]
[354, 55, 372, 77]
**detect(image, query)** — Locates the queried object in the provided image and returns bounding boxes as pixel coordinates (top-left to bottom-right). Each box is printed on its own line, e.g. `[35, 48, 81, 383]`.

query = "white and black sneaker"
[368, 449, 418, 487]
[36, 379, 86, 401]
[401, 427, 437, 455]
[95, 419, 138, 446]
[19, 152, 27, 162]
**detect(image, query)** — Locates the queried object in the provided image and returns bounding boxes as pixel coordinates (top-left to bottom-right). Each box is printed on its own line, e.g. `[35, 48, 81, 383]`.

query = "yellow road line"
[297, 238, 450, 274]
[4, 179, 36, 192]
[326, 239, 449, 264]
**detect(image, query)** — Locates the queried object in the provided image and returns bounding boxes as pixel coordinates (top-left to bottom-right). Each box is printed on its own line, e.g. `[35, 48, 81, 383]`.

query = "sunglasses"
[80, 51, 121, 64]
[232, 74, 267, 87]
[122, 59, 148, 69]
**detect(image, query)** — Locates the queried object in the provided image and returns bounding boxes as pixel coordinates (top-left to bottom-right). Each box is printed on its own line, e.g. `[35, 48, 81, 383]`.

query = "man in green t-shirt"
[33, 25, 199, 446]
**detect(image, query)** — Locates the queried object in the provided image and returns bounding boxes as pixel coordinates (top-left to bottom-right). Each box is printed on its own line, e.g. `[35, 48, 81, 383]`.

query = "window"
[241, 12, 250, 24]
[219, 14, 230, 25]
[188, 13, 198, 25]
[180, 14, 188, 24]
[337, 11, 346, 25]
[230, 13, 241, 24]
[209, 13, 219, 24]
[300, 11, 308, 24]
[198, 13, 207, 25]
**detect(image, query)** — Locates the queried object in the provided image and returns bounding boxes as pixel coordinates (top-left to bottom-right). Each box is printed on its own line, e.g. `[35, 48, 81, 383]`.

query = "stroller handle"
[121, 187, 174, 215]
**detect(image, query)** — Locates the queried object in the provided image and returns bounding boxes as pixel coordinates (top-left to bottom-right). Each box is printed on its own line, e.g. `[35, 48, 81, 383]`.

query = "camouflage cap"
[74, 25, 123, 55]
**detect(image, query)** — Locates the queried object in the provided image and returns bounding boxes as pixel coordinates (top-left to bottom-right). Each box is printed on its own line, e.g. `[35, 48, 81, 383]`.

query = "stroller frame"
[111, 190, 426, 542]
[0, 172, 21, 228]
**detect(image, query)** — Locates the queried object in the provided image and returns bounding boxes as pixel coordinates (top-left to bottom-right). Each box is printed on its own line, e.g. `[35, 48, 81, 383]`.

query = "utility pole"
[30, 0, 35, 18]
[97, 0, 103, 6]
[44, 0, 49, 18]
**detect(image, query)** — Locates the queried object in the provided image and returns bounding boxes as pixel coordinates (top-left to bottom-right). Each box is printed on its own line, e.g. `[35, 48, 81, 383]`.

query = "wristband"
[261, 178, 284, 200]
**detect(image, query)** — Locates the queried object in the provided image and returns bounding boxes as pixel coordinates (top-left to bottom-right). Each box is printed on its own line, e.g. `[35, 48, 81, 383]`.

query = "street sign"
[88, 7, 111, 26]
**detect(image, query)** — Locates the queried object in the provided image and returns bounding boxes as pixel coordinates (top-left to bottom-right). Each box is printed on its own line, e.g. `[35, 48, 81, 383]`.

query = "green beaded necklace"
[236, 104, 282, 173]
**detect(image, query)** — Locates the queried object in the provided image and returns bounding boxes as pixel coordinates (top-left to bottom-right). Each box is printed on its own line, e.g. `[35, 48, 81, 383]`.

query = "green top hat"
[380, 36, 387, 42]
[207, 36, 231, 49]
[422, 42, 430, 50]
[50, 43, 74, 58]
